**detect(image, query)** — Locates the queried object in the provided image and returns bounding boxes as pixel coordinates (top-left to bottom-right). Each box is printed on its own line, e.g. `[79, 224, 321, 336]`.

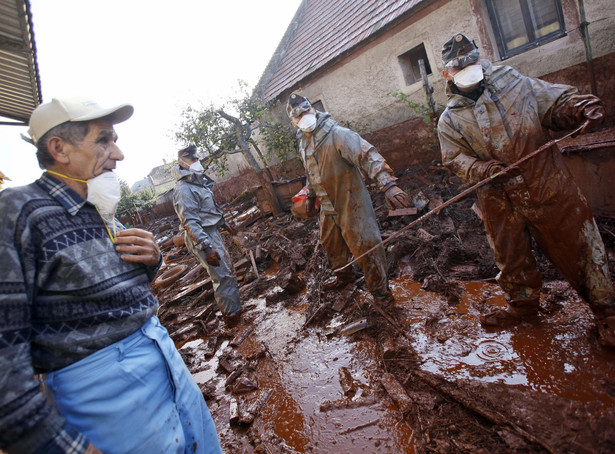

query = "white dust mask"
[87, 172, 121, 222]
[453, 64, 484, 90]
[189, 160, 204, 172]
[182, 159, 204, 173]
[297, 113, 317, 132]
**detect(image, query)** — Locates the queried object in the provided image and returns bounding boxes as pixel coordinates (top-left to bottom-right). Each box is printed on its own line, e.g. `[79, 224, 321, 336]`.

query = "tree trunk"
[248, 139, 275, 182]
[217, 109, 282, 216]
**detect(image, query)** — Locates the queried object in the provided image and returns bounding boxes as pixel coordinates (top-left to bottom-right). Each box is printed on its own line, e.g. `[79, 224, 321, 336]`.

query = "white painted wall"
[293, 0, 615, 133]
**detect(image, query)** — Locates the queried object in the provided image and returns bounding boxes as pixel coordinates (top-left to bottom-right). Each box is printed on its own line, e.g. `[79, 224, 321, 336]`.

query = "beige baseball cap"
[27, 96, 134, 145]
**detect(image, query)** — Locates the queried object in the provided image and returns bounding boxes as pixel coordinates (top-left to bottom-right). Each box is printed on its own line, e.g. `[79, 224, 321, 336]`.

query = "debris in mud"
[141, 162, 615, 453]
[421, 273, 464, 303]
[339, 319, 368, 336]
[381, 372, 414, 413]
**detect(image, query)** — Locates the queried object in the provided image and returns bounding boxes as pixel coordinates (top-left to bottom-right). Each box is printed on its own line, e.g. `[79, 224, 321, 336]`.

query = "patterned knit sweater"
[0, 173, 160, 453]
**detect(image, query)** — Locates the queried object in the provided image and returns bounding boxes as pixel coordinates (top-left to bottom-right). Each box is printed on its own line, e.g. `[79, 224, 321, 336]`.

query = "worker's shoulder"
[329, 121, 364, 142]
[487, 63, 525, 88]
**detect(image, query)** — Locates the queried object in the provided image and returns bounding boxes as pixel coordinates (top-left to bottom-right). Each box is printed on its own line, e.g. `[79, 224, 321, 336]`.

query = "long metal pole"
[334, 122, 587, 273]
[578, 0, 598, 95]
[419, 58, 437, 116]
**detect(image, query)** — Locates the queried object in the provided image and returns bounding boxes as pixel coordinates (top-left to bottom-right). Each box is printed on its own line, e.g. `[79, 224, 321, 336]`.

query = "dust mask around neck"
[453, 64, 484, 90]
[87, 172, 121, 222]
[298, 113, 317, 132]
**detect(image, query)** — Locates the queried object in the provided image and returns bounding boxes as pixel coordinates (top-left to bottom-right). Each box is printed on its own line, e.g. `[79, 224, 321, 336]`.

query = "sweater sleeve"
[0, 197, 89, 454]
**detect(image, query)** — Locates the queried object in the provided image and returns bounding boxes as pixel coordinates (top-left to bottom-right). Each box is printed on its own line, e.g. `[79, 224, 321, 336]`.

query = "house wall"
[272, 0, 615, 215]
[287, 0, 615, 146]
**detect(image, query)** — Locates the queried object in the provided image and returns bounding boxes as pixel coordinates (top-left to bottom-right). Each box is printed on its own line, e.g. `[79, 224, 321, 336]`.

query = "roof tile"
[260, 0, 425, 100]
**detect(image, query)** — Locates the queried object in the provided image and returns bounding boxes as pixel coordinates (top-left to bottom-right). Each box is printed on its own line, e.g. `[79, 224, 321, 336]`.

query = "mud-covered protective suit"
[297, 111, 398, 297]
[173, 168, 241, 316]
[438, 60, 615, 318]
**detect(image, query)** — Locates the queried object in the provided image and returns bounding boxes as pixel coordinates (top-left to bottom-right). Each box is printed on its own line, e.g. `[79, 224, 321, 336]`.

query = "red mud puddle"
[184, 277, 615, 452]
[392, 278, 615, 411]
[198, 293, 415, 453]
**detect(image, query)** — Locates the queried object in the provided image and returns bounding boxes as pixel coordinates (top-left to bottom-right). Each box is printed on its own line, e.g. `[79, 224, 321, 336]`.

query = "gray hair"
[36, 121, 90, 169]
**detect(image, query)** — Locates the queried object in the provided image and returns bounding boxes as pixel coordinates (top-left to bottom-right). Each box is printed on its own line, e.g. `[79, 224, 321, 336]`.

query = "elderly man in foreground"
[0, 97, 222, 453]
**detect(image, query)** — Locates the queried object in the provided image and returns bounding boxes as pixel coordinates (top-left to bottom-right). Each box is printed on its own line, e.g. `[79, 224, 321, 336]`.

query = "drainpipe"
[419, 59, 437, 117]
[577, 0, 598, 95]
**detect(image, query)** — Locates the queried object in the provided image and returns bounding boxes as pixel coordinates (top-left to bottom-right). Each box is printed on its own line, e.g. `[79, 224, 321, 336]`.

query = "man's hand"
[306, 196, 319, 217]
[581, 103, 604, 135]
[475, 160, 521, 185]
[572, 96, 604, 135]
[85, 443, 103, 454]
[201, 245, 221, 267]
[384, 185, 412, 209]
[115, 228, 161, 266]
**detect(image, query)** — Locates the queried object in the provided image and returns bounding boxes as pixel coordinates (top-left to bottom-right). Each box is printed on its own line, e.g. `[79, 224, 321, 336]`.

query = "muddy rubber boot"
[323, 272, 354, 291]
[224, 311, 242, 329]
[597, 316, 615, 348]
[371, 289, 395, 307]
[480, 303, 539, 328]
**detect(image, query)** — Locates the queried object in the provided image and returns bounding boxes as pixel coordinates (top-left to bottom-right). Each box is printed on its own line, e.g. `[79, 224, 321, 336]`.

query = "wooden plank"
[388, 207, 418, 217]
[168, 278, 212, 303]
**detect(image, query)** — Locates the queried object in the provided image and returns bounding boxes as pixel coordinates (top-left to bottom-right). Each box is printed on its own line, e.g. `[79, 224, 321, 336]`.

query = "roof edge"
[266, 0, 437, 103]
[24, 0, 43, 105]
[253, 0, 309, 99]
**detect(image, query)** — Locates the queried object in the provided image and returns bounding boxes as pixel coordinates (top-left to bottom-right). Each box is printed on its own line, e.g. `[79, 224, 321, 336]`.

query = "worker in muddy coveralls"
[437, 33, 615, 347]
[287, 93, 412, 303]
[0, 97, 222, 454]
[173, 144, 242, 326]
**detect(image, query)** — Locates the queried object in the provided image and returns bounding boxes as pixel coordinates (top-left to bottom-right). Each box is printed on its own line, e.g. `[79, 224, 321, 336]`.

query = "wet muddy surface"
[148, 165, 615, 453]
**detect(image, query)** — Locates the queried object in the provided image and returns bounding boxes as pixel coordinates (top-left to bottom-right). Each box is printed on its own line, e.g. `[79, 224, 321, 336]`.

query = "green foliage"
[389, 91, 438, 127]
[259, 121, 297, 162]
[116, 180, 156, 219]
[176, 104, 237, 156]
[338, 119, 365, 135]
[174, 81, 297, 176]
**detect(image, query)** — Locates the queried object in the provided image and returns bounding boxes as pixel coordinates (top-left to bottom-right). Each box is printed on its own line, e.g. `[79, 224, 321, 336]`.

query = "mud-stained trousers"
[185, 226, 241, 316]
[320, 210, 389, 297]
[45, 316, 222, 454]
[478, 175, 615, 316]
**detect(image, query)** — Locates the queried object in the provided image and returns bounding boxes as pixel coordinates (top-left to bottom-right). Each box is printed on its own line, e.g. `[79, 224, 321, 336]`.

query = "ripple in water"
[475, 339, 510, 362]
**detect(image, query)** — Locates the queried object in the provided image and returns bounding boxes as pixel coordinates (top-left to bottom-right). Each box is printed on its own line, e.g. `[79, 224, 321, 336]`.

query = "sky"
[0, 0, 302, 189]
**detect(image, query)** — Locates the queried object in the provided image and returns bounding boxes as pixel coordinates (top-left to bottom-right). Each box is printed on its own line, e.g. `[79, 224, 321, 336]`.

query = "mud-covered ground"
[147, 164, 615, 453]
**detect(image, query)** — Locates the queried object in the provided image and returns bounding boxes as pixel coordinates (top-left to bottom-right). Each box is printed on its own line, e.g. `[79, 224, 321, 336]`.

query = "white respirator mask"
[182, 159, 204, 173]
[453, 64, 484, 90]
[189, 160, 204, 172]
[297, 113, 317, 132]
[87, 171, 121, 222]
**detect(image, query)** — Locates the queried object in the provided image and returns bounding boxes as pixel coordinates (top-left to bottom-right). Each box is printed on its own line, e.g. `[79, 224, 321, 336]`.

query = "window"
[311, 100, 325, 112]
[486, 0, 565, 59]
[398, 43, 432, 86]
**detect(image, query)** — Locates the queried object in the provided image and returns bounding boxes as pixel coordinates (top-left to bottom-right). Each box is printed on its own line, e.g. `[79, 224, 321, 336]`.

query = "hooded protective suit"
[297, 111, 398, 297]
[173, 168, 240, 316]
[437, 60, 615, 317]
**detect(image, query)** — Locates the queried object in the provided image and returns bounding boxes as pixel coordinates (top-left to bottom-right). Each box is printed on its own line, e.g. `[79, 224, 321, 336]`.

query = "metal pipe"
[419, 59, 437, 116]
[578, 0, 598, 95]
[334, 121, 588, 273]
